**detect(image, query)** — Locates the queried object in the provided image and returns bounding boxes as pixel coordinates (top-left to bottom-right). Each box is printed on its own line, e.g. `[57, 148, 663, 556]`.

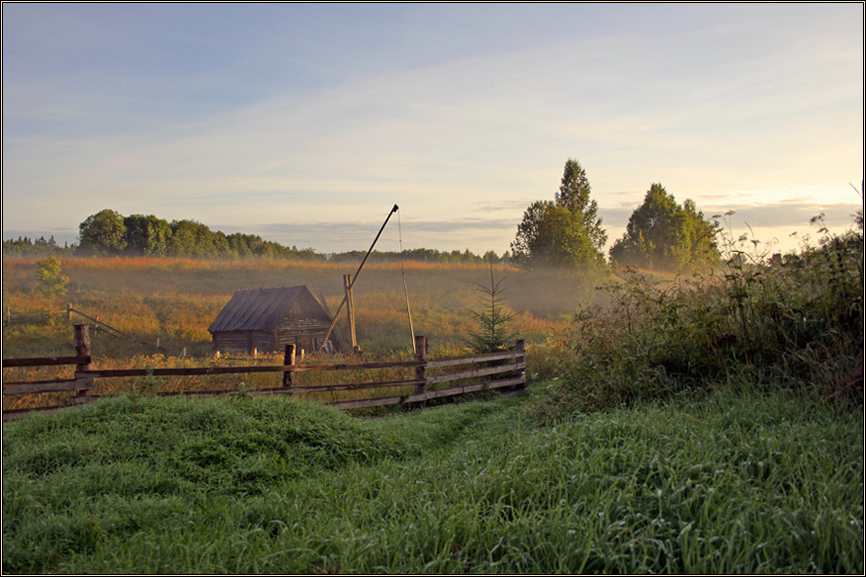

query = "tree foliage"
[124, 214, 173, 256]
[511, 159, 607, 269]
[35, 257, 69, 302]
[556, 158, 608, 251]
[609, 183, 720, 272]
[78, 209, 127, 256]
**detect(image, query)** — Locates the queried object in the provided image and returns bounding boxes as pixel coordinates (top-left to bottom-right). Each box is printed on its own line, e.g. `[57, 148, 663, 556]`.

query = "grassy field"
[2, 387, 861, 574]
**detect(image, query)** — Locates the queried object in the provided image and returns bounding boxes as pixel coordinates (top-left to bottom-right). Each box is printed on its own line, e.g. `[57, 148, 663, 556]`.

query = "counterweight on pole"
[317, 205, 399, 353]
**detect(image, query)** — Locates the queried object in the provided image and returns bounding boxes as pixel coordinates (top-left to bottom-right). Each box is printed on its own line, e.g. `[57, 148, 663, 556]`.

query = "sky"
[3, 3, 863, 257]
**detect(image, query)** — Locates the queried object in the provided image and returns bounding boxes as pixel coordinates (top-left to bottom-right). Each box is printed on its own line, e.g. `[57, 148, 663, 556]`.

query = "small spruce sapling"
[464, 265, 517, 354]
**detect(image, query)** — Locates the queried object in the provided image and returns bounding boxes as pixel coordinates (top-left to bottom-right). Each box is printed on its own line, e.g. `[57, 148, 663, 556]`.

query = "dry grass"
[3, 257, 584, 411]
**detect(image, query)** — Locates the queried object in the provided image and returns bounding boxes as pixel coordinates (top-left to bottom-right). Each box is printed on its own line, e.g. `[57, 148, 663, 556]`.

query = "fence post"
[74, 324, 93, 397]
[515, 339, 526, 390]
[414, 335, 427, 407]
[282, 344, 296, 389]
[67, 303, 72, 322]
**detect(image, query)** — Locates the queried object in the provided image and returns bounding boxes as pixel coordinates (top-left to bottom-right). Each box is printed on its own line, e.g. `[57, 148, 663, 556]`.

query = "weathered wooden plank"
[292, 360, 422, 372]
[151, 387, 294, 398]
[2, 379, 92, 395]
[81, 359, 422, 378]
[426, 361, 525, 385]
[2, 396, 99, 422]
[290, 378, 425, 394]
[79, 366, 280, 378]
[426, 350, 518, 369]
[2, 355, 91, 368]
[484, 375, 527, 390]
[406, 382, 488, 403]
[405, 375, 525, 404]
[326, 395, 404, 411]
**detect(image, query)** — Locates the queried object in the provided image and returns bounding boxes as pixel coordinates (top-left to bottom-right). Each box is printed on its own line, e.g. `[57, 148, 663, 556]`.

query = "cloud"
[255, 216, 520, 253]
[3, 4, 862, 258]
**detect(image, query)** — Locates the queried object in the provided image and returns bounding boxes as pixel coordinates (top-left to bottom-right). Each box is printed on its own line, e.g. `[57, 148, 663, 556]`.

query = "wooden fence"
[3, 325, 526, 422]
[7, 304, 182, 355]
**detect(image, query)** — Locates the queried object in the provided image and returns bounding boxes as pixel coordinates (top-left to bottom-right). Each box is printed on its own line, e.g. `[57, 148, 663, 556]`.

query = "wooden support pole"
[344, 274, 358, 352]
[74, 324, 93, 397]
[515, 339, 526, 390]
[282, 344, 296, 388]
[414, 335, 427, 407]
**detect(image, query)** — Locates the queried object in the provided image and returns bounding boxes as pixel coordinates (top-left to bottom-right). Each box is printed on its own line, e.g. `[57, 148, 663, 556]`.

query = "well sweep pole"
[317, 205, 399, 353]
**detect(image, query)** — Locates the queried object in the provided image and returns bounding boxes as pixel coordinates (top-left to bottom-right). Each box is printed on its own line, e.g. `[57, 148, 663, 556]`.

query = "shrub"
[35, 257, 69, 303]
[532, 212, 863, 419]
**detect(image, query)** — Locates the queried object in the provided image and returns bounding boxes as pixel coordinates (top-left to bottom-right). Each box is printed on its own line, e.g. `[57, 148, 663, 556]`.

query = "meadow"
[2, 223, 863, 573]
[2, 256, 583, 409]
[1, 256, 585, 359]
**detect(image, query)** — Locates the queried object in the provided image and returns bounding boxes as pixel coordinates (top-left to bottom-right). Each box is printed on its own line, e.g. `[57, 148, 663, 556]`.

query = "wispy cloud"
[3, 4, 862, 256]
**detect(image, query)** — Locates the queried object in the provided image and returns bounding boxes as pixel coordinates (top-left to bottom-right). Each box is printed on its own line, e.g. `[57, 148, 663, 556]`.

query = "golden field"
[2, 257, 601, 408]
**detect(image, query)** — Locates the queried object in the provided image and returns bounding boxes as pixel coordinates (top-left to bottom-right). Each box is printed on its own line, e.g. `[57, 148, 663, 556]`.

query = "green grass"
[3, 387, 862, 574]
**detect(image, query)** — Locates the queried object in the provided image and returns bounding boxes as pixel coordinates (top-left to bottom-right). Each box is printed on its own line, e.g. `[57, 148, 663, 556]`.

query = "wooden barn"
[208, 286, 340, 354]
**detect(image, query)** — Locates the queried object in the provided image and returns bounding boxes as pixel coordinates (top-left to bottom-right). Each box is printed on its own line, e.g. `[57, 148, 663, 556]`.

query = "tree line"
[5, 158, 723, 272]
[2, 236, 77, 258]
[3, 213, 511, 264]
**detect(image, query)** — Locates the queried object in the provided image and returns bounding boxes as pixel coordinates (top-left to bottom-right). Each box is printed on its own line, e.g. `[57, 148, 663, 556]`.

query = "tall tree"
[555, 158, 608, 251]
[609, 184, 720, 272]
[511, 159, 607, 269]
[78, 209, 127, 256]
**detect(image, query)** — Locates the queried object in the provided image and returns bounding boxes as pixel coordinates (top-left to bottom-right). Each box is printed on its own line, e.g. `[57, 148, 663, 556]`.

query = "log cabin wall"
[274, 316, 333, 354]
[208, 286, 339, 355]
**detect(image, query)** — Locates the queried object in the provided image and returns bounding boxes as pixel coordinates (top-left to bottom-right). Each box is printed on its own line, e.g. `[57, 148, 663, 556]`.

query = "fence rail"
[3, 355, 91, 368]
[3, 325, 526, 422]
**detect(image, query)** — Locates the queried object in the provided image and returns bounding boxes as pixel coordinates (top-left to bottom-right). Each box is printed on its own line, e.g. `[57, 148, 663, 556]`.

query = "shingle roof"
[208, 286, 317, 333]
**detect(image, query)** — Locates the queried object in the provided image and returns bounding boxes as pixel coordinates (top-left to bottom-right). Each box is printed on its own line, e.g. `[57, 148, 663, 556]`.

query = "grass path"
[2, 387, 863, 574]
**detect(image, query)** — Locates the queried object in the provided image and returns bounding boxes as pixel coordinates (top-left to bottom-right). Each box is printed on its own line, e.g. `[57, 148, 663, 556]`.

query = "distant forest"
[6, 159, 758, 272]
[3, 210, 510, 264]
